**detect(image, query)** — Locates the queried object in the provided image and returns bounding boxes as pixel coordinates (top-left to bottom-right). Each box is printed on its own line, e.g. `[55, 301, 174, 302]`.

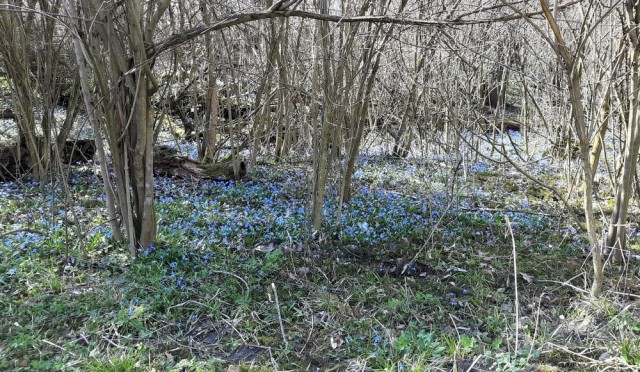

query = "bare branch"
[147, 1, 583, 59]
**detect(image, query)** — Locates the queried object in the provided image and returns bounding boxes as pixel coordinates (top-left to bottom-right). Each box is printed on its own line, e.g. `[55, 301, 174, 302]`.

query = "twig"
[403, 188, 458, 273]
[609, 303, 636, 324]
[167, 298, 221, 312]
[101, 336, 125, 349]
[460, 128, 581, 230]
[271, 282, 288, 349]
[606, 290, 640, 299]
[449, 313, 461, 366]
[222, 319, 248, 344]
[537, 278, 589, 294]
[546, 342, 598, 362]
[466, 354, 482, 372]
[41, 339, 77, 357]
[300, 309, 314, 354]
[505, 214, 520, 355]
[528, 292, 543, 364]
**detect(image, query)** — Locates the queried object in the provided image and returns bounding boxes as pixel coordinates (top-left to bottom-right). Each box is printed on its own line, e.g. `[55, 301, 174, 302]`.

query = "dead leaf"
[520, 273, 534, 284]
[257, 245, 274, 252]
[502, 301, 513, 312]
[446, 266, 468, 273]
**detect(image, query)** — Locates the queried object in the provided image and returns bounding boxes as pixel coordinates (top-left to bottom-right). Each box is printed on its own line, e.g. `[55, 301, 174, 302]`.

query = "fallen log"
[0, 140, 246, 181]
[153, 145, 247, 180]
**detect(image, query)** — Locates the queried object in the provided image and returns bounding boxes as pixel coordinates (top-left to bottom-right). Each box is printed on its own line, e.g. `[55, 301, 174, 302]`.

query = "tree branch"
[147, 1, 583, 59]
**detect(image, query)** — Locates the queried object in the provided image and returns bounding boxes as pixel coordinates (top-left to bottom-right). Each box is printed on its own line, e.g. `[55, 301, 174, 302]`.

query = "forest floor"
[1, 133, 640, 371]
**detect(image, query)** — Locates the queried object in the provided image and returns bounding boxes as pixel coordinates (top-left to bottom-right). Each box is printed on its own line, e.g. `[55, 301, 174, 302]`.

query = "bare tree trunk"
[393, 49, 425, 158]
[308, 0, 333, 232]
[341, 0, 401, 206]
[606, 1, 640, 264]
[274, 18, 290, 162]
[64, 0, 122, 242]
[590, 86, 611, 176]
[201, 8, 221, 163]
[249, 6, 279, 168]
[539, 0, 604, 295]
[70, 0, 168, 253]
[125, 0, 156, 251]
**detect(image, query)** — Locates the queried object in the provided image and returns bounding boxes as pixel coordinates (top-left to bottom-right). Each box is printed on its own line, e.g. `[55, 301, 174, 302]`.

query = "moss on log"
[153, 145, 246, 180]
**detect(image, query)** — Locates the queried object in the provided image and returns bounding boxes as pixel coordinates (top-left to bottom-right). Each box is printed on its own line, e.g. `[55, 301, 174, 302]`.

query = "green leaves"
[394, 327, 447, 359]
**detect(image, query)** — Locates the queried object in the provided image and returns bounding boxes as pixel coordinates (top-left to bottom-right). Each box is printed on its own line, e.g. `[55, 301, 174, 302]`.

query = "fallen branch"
[271, 283, 288, 349]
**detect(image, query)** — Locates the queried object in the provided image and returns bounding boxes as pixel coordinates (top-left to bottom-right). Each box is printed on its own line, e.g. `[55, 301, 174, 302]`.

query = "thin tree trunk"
[590, 86, 611, 176]
[539, 0, 603, 295]
[65, 0, 122, 242]
[309, 0, 332, 232]
[606, 1, 640, 264]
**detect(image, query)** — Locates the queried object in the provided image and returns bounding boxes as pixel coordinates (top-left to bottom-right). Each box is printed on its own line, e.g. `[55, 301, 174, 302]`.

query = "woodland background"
[1, 0, 640, 370]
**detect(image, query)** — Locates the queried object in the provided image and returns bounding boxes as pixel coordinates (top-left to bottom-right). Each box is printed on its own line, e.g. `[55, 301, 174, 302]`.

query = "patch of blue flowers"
[154, 160, 440, 248]
[469, 161, 494, 173]
[155, 175, 307, 248]
[0, 155, 560, 262]
[328, 187, 432, 245]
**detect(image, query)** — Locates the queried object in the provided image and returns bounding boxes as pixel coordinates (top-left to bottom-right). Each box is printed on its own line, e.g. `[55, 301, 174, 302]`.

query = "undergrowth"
[0, 153, 639, 371]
